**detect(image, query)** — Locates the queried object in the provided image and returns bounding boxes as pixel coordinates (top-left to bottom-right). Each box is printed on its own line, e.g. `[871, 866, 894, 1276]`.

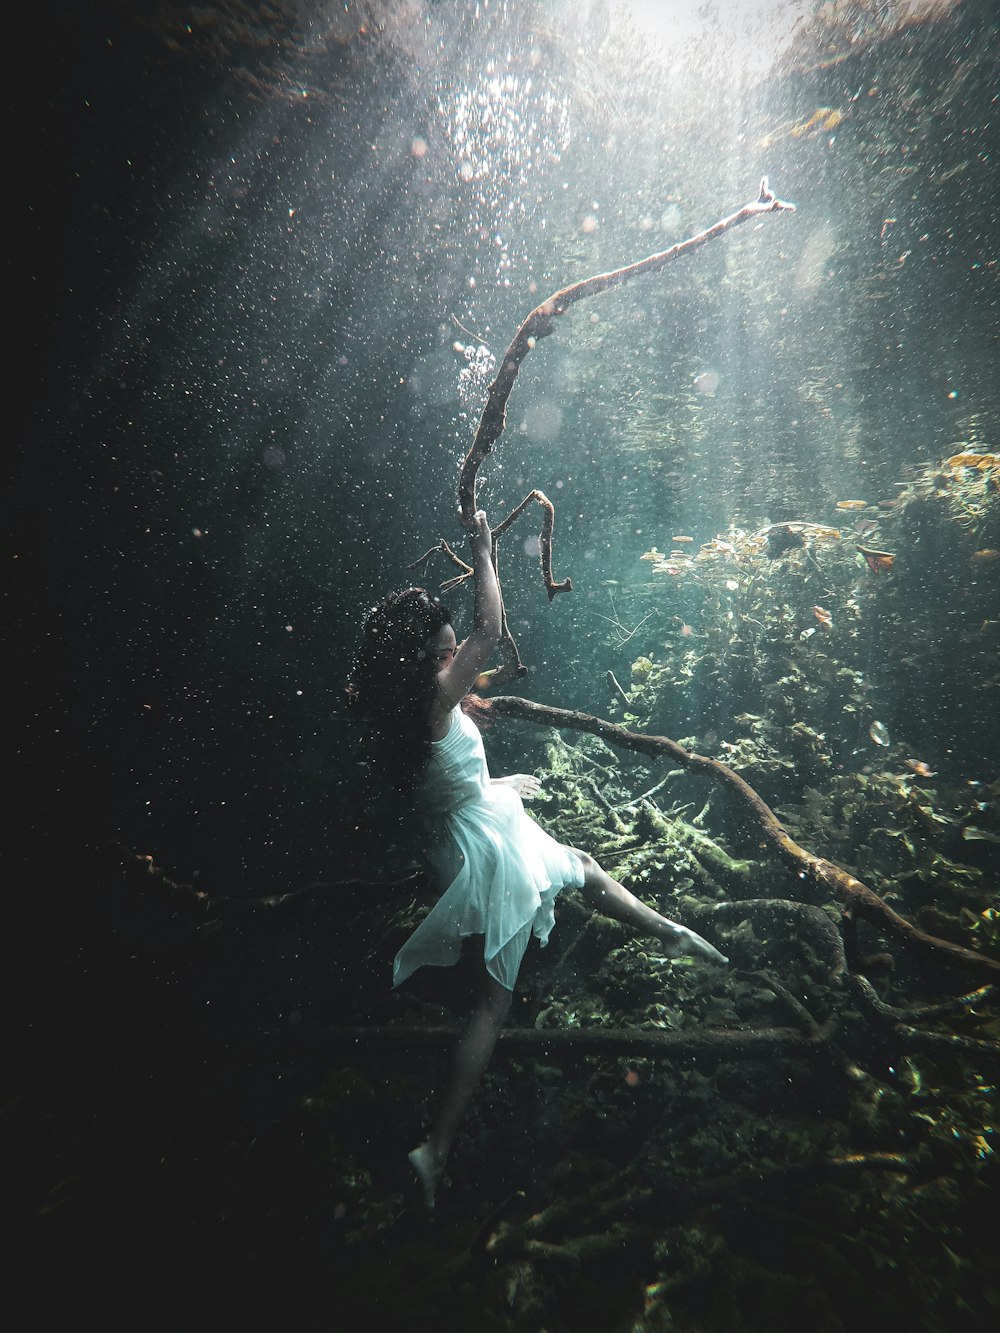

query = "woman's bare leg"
[409, 971, 513, 1208]
[407, 854, 724, 1206]
[573, 850, 728, 966]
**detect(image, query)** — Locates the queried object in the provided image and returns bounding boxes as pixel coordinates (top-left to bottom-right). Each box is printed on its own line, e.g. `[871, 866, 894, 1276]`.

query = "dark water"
[17, 2, 999, 1327]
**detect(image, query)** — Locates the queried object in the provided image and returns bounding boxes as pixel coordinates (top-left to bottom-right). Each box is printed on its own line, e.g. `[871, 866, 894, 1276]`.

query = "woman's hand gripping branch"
[431, 512, 503, 717]
[492, 774, 542, 799]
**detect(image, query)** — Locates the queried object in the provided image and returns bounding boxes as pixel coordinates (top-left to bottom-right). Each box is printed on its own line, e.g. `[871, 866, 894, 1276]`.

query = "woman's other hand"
[493, 773, 542, 800]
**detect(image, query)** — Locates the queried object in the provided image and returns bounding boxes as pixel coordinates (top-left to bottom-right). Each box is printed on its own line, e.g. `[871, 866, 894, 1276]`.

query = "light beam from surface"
[613, 0, 810, 76]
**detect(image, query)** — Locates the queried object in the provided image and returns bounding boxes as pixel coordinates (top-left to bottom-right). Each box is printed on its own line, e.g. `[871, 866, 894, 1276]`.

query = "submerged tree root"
[847, 975, 999, 1059]
[410, 1149, 925, 1309]
[483, 1150, 917, 1261]
[489, 695, 1000, 983]
[693, 899, 849, 979]
[258, 1018, 1000, 1070]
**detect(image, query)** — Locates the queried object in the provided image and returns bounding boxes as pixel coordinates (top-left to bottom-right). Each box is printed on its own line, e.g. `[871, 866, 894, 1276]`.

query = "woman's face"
[428, 622, 457, 674]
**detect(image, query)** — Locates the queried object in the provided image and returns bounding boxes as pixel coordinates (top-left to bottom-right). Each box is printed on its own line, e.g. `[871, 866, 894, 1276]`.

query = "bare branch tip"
[758, 175, 796, 212]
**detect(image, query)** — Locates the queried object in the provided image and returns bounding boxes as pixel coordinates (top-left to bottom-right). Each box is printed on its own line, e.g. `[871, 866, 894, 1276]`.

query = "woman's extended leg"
[409, 971, 513, 1208]
[572, 849, 728, 966]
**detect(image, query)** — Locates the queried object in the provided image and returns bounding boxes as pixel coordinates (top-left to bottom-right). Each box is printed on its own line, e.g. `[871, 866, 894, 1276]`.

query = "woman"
[348, 512, 726, 1206]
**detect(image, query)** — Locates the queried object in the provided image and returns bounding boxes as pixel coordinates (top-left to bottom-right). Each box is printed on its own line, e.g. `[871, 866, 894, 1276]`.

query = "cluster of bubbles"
[455, 341, 497, 415]
[438, 65, 571, 241]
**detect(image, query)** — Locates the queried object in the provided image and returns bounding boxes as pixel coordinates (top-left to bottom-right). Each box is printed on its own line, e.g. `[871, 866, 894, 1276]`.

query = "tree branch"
[420, 180, 795, 682]
[457, 178, 795, 526]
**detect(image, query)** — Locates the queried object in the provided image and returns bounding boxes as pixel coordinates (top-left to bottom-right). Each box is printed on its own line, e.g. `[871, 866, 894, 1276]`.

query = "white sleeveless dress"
[392, 706, 584, 991]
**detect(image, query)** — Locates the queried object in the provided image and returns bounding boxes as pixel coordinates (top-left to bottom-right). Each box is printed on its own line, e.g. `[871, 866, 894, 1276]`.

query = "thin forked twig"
[592, 593, 653, 647]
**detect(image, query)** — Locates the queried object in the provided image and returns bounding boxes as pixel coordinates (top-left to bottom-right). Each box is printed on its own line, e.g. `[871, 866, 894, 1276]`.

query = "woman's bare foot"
[408, 1142, 444, 1209]
[658, 922, 728, 966]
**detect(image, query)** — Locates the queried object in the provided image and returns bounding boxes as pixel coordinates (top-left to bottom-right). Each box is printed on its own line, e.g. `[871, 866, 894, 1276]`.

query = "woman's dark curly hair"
[348, 587, 484, 793]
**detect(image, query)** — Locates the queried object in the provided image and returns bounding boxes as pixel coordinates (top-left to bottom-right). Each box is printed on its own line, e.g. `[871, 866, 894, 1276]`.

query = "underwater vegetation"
[612, 444, 999, 946]
[625, 447, 998, 779]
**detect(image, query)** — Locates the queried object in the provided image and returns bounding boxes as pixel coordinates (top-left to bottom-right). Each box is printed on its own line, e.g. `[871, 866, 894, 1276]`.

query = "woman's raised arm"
[434, 511, 501, 711]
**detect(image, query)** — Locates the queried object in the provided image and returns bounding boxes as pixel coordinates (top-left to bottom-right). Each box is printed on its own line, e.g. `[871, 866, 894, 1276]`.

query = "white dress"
[392, 706, 584, 991]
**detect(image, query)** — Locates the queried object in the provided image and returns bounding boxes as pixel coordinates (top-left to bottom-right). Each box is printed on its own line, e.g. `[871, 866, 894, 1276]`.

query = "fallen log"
[254, 1020, 832, 1061]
